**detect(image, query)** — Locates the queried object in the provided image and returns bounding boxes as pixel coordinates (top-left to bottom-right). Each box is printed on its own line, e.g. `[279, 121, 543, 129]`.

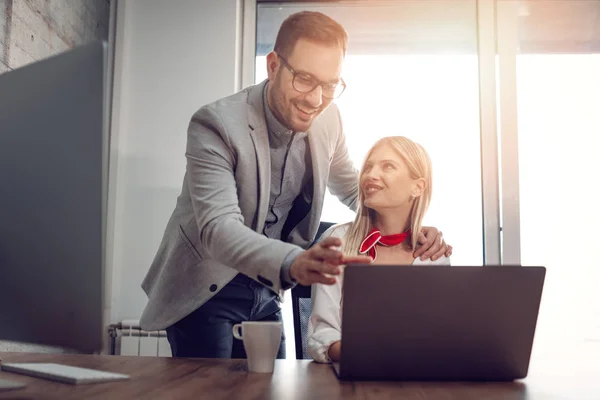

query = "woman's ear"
[412, 178, 427, 198]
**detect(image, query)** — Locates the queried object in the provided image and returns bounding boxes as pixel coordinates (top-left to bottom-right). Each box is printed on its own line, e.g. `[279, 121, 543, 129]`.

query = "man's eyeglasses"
[278, 55, 346, 99]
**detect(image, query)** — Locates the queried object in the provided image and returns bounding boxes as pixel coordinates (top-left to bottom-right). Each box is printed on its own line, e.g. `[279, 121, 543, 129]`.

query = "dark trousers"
[166, 273, 286, 359]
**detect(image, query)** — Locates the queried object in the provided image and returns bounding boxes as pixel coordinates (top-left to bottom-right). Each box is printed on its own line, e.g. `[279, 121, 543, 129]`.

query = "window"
[253, 0, 600, 363]
[504, 0, 600, 363]
[256, 0, 484, 359]
[256, 1, 484, 267]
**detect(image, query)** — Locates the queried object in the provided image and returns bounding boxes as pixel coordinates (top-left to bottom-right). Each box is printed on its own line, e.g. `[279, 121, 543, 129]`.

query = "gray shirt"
[262, 84, 312, 288]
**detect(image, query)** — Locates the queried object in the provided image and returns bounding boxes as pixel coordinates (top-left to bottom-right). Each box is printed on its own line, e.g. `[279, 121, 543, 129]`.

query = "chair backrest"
[291, 221, 336, 359]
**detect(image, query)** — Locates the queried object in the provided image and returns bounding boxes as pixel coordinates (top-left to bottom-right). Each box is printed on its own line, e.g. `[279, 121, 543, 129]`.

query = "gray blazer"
[139, 81, 358, 331]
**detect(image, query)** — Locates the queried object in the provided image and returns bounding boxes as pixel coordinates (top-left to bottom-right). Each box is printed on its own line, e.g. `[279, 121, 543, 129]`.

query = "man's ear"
[266, 51, 279, 80]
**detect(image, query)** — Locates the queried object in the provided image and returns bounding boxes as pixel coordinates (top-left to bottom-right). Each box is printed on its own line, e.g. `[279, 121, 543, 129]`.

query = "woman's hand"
[328, 341, 342, 362]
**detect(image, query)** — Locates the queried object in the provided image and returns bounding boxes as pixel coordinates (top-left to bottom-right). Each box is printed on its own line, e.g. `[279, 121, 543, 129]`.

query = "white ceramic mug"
[232, 321, 283, 373]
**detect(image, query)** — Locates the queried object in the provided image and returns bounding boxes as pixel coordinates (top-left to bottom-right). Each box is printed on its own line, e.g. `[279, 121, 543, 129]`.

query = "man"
[140, 11, 451, 358]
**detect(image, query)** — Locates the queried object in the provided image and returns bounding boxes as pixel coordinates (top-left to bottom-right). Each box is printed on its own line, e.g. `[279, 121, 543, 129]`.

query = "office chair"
[292, 221, 335, 359]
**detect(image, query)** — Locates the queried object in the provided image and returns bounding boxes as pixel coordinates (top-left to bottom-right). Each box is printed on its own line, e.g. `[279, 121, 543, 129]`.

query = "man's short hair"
[273, 11, 348, 58]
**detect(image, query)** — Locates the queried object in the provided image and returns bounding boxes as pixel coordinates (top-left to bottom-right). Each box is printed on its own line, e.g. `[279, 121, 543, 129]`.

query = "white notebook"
[0, 363, 130, 385]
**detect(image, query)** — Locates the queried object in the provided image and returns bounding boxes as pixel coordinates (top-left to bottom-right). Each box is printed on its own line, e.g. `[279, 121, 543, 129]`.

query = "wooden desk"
[0, 352, 598, 399]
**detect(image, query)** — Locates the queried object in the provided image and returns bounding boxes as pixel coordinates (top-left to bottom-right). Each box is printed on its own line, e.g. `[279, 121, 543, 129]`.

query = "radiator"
[108, 320, 171, 357]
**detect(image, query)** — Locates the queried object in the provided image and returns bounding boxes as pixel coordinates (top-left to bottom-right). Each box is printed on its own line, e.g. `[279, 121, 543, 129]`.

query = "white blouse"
[306, 222, 451, 363]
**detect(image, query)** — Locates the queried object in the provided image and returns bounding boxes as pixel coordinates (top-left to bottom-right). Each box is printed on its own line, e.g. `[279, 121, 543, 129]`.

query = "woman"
[307, 136, 450, 363]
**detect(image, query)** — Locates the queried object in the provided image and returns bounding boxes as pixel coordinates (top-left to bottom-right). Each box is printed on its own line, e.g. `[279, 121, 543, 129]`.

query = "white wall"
[107, 0, 244, 323]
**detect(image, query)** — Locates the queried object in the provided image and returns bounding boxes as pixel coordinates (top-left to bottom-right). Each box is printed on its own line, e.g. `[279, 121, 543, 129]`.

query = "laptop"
[332, 265, 546, 381]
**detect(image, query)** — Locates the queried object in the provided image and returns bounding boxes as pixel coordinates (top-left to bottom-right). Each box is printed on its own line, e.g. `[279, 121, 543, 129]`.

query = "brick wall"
[0, 0, 110, 74]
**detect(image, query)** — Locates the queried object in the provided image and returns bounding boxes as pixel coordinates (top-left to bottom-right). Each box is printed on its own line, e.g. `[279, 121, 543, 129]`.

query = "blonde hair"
[341, 136, 433, 255]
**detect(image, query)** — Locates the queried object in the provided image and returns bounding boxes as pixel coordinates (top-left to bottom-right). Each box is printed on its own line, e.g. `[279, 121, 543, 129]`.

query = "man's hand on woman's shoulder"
[413, 226, 453, 261]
